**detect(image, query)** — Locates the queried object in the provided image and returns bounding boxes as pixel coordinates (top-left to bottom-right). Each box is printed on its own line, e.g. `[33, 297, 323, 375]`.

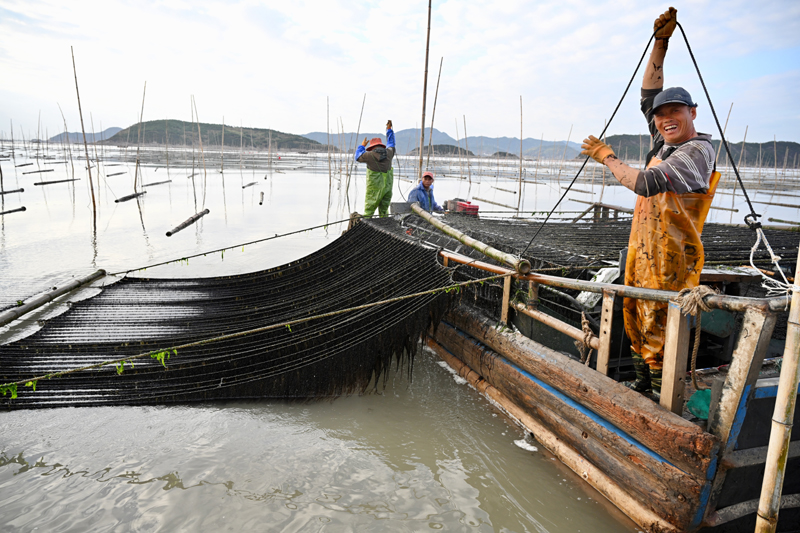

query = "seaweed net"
[0, 220, 453, 409]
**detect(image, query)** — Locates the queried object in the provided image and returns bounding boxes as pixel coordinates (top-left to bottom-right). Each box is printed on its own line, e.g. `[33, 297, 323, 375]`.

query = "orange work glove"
[386, 119, 393, 130]
[581, 136, 615, 164]
[654, 7, 677, 39]
[362, 137, 368, 147]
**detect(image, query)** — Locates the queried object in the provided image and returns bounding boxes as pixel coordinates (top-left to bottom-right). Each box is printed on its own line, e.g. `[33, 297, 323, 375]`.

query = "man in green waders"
[355, 120, 396, 217]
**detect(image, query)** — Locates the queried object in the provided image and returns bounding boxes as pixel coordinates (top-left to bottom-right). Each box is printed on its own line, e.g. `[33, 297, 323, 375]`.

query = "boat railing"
[439, 249, 789, 415]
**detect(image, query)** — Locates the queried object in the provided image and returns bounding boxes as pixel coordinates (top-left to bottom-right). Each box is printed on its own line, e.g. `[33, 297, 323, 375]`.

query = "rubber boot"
[625, 350, 651, 393]
[649, 368, 662, 401]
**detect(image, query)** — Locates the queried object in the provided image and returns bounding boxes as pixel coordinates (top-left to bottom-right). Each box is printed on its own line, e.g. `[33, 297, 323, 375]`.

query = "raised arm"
[643, 7, 676, 90]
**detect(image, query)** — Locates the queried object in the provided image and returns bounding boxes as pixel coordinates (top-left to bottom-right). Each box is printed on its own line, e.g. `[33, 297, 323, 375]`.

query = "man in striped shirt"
[581, 7, 719, 398]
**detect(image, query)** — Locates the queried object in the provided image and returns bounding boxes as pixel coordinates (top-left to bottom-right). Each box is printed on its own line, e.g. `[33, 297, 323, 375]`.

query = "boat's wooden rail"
[439, 250, 788, 416]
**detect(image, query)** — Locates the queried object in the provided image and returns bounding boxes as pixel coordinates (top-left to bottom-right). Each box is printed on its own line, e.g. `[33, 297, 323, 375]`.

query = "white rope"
[750, 227, 793, 298]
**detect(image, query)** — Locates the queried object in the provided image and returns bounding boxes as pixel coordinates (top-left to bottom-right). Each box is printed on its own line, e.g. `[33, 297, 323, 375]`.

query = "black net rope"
[0, 220, 455, 409]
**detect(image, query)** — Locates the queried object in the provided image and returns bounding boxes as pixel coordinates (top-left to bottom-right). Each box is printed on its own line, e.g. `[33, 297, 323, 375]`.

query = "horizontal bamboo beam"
[439, 250, 789, 313]
[705, 494, 800, 528]
[115, 191, 146, 203]
[512, 301, 599, 350]
[34, 178, 79, 186]
[413, 203, 531, 274]
[0, 269, 106, 327]
[166, 209, 210, 237]
[0, 206, 26, 215]
[0, 188, 24, 195]
[472, 196, 518, 210]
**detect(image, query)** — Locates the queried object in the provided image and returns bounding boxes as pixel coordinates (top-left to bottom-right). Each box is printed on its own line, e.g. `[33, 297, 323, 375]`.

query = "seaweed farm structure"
[0, 221, 451, 408]
[3, 134, 800, 532]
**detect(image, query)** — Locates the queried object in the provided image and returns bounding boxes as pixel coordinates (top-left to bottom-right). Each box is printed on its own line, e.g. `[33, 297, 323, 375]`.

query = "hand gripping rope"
[519, 23, 794, 296]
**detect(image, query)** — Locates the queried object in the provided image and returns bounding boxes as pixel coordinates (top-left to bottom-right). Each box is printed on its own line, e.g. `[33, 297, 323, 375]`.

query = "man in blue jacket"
[408, 171, 443, 213]
[355, 120, 395, 218]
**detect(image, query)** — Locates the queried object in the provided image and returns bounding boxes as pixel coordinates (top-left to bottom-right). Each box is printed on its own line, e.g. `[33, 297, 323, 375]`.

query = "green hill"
[105, 120, 326, 151]
[408, 144, 474, 156]
[601, 134, 800, 168]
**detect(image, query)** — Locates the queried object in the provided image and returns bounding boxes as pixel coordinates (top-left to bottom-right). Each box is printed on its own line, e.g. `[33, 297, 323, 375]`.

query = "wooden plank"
[661, 302, 692, 415]
[500, 275, 511, 324]
[706, 307, 777, 516]
[431, 324, 704, 530]
[596, 290, 616, 376]
[426, 335, 679, 533]
[446, 304, 719, 477]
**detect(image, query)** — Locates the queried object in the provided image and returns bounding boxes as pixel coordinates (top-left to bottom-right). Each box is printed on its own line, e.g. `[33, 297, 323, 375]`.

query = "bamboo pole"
[426, 57, 443, 170]
[193, 96, 207, 207]
[220, 116, 225, 173]
[166, 209, 210, 236]
[518, 95, 523, 211]
[417, 0, 432, 183]
[0, 269, 106, 327]
[755, 246, 800, 532]
[133, 81, 147, 191]
[411, 203, 531, 273]
[70, 46, 96, 227]
[463, 115, 472, 185]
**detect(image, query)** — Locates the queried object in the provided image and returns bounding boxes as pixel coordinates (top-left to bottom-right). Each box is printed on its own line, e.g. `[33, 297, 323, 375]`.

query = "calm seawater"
[9, 141, 790, 531]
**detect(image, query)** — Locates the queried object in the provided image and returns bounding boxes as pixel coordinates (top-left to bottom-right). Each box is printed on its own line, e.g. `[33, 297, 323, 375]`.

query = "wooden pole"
[417, 0, 432, 183]
[518, 95, 523, 211]
[463, 115, 472, 185]
[133, 81, 147, 191]
[70, 46, 96, 226]
[426, 57, 443, 170]
[755, 247, 800, 532]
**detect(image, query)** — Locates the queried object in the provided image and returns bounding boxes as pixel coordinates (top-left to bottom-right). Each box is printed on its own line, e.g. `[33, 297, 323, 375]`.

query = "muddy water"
[4, 142, 766, 532]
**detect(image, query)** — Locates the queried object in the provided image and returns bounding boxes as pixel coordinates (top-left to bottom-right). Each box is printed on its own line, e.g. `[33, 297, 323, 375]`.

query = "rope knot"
[675, 285, 718, 316]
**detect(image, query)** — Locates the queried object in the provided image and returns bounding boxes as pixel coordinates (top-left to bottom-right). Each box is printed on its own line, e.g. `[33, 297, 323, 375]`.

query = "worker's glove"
[581, 136, 615, 164]
[386, 120, 393, 130]
[362, 137, 368, 147]
[654, 7, 677, 40]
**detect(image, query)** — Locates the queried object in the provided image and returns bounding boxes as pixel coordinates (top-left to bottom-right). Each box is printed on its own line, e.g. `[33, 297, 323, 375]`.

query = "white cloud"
[0, 0, 798, 143]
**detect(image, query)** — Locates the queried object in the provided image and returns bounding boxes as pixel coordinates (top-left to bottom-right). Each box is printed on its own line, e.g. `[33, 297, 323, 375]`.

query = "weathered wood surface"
[426, 336, 679, 533]
[707, 307, 777, 515]
[661, 302, 691, 415]
[445, 304, 718, 478]
[432, 321, 706, 529]
[596, 290, 616, 375]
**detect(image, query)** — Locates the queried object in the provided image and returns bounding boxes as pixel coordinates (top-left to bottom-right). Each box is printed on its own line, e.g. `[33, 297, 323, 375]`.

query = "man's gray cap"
[654, 87, 697, 111]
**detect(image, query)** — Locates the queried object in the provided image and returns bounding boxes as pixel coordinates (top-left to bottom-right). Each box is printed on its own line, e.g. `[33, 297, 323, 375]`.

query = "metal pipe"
[755, 246, 800, 532]
[0, 269, 106, 327]
[414, 204, 531, 274]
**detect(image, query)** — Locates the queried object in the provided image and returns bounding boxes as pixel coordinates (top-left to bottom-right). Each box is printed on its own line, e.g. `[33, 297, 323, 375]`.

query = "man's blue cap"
[654, 87, 697, 111]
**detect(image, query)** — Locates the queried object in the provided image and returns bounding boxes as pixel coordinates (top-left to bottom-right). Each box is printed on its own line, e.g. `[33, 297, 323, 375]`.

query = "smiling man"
[581, 7, 720, 398]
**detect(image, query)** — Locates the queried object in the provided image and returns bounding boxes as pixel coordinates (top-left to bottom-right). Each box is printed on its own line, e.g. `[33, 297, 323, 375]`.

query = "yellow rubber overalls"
[623, 159, 721, 370]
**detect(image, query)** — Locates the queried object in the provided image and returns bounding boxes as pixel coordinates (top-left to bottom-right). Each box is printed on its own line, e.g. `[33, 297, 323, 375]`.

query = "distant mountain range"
[49, 127, 122, 143]
[302, 128, 583, 159]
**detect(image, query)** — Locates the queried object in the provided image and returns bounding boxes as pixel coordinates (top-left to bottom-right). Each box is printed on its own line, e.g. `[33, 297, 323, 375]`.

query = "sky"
[1, 0, 799, 145]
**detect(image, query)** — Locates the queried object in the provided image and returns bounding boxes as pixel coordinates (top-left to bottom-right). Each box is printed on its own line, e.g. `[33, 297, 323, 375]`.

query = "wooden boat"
[404, 207, 800, 533]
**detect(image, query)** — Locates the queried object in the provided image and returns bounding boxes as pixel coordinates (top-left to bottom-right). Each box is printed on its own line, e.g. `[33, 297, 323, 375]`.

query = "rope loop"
[744, 213, 762, 231]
